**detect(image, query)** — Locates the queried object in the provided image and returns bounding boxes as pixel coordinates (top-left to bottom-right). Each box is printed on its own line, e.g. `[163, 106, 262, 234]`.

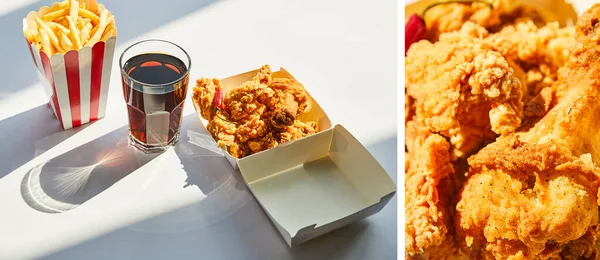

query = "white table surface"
[0, 0, 398, 259]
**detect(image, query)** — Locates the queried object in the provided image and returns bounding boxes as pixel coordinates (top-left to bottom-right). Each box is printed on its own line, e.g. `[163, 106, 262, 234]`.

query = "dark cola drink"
[121, 53, 189, 152]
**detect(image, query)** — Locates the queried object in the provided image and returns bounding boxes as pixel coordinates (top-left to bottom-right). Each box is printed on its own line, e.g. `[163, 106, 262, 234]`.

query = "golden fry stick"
[60, 31, 73, 51]
[101, 28, 114, 41]
[47, 22, 70, 34]
[89, 26, 97, 40]
[25, 11, 37, 29]
[42, 9, 67, 21]
[48, 1, 69, 12]
[31, 28, 40, 42]
[35, 16, 61, 50]
[87, 0, 98, 14]
[33, 28, 41, 42]
[80, 24, 91, 45]
[58, 17, 69, 29]
[24, 30, 34, 43]
[77, 16, 85, 29]
[38, 6, 49, 16]
[48, 2, 60, 13]
[86, 9, 108, 46]
[107, 15, 115, 29]
[39, 29, 53, 56]
[66, 16, 82, 50]
[69, 0, 79, 20]
[78, 8, 99, 24]
[23, 17, 34, 42]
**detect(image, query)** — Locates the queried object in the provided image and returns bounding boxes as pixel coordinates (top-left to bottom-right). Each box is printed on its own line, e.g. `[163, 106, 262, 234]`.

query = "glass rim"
[119, 39, 192, 88]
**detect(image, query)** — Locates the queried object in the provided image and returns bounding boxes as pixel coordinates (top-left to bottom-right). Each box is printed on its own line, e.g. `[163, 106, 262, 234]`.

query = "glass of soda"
[119, 39, 191, 153]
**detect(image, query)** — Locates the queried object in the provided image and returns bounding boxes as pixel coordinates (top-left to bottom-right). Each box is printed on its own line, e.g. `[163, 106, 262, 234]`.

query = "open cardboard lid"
[238, 125, 396, 247]
[192, 66, 332, 169]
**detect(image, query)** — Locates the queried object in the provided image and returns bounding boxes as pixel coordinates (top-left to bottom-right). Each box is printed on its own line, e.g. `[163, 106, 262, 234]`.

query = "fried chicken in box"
[405, 1, 588, 259]
[455, 4, 600, 259]
[192, 65, 317, 158]
[406, 22, 525, 159]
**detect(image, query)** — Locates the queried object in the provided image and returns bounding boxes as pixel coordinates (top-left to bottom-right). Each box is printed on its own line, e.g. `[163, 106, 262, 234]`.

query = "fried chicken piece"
[222, 72, 275, 148]
[252, 64, 272, 85]
[248, 132, 278, 154]
[193, 78, 220, 121]
[193, 65, 317, 158]
[405, 120, 466, 259]
[206, 118, 244, 158]
[406, 22, 524, 159]
[193, 78, 244, 157]
[235, 111, 269, 143]
[455, 5, 600, 258]
[271, 93, 298, 127]
[422, 0, 548, 42]
[422, 1, 504, 41]
[269, 78, 310, 129]
[556, 226, 600, 260]
[278, 120, 316, 144]
[485, 19, 576, 104]
[224, 80, 275, 121]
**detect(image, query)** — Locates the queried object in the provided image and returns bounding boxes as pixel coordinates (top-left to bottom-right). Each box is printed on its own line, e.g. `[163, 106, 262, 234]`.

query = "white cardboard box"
[238, 125, 396, 247]
[193, 67, 396, 247]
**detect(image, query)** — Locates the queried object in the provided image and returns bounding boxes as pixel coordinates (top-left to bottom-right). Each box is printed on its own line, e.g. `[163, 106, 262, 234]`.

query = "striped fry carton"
[25, 32, 116, 130]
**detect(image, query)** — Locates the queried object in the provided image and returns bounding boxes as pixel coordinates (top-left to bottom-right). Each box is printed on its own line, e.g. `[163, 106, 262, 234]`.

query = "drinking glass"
[119, 39, 191, 153]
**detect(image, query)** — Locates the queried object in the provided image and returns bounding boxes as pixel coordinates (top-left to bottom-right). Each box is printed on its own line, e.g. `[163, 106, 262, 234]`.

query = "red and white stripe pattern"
[26, 36, 117, 130]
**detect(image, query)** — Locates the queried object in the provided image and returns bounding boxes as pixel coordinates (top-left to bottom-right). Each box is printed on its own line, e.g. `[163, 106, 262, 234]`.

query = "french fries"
[23, 0, 116, 56]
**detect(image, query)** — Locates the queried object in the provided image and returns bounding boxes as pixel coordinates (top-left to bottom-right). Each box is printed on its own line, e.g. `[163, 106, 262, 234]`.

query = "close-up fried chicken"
[455, 4, 600, 259]
[404, 0, 597, 259]
[192, 65, 317, 158]
[486, 19, 576, 113]
[422, 0, 536, 41]
[420, 0, 577, 42]
[406, 22, 524, 159]
[405, 120, 462, 259]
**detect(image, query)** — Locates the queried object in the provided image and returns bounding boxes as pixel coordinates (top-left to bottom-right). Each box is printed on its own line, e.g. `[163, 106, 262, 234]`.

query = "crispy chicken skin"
[405, 120, 464, 259]
[407, 16, 577, 159]
[406, 22, 524, 159]
[486, 19, 576, 115]
[192, 65, 316, 158]
[423, 0, 503, 41]
[422, 0, 547, 42]
[455, 5, 600, 259]
[269, 78, 310, 129]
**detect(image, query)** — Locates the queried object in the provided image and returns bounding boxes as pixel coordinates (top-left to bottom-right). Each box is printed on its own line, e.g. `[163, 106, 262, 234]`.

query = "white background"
[0, 0, 397, 259]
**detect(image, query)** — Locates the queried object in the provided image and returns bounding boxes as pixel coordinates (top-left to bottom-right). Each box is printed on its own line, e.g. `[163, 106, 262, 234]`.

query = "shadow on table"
[0, 0, 221, 99]
[20, 113, 227, 213]
[0, 104, 91, 179]
[42, 135, 397, 260]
